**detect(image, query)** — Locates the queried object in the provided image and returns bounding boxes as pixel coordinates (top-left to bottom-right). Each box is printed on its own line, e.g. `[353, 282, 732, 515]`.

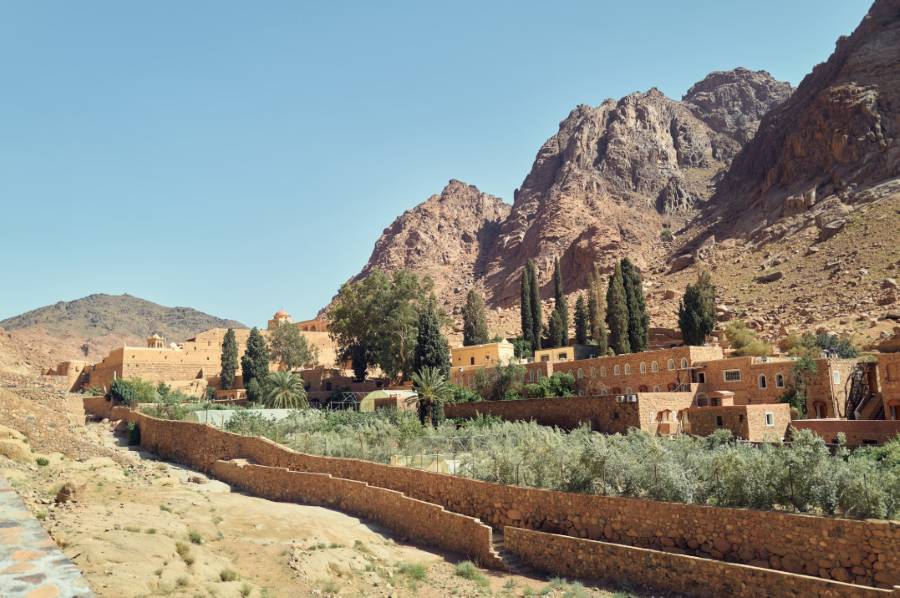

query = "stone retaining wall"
[212, 460, 502, 568]
[503, 527, 896, 598]
[117, 410, 900, 588]
[792, 419, 900, 447]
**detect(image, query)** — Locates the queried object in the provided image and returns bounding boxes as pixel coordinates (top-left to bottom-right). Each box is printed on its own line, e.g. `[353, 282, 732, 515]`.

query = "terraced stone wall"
[503, 527, 896, 598]
[212, 460, 501, 568]
[118, 410, 900, 588]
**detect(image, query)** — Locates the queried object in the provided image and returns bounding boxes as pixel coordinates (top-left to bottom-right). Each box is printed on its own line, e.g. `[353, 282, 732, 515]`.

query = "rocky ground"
[0, 383, 636, 598]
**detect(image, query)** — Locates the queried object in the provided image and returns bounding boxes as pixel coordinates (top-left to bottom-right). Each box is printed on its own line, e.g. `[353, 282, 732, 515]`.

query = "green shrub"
[110, 378, 160, 406]
[725, 321, 771, 356]
[454, 561, 488, 587]
[126, 422, 141, 446]
[188, 530, 203, 544]
[220, 569, 239, 582]
[397, 562, 427, 581]
[660, 229, 674, 242]
[35, 457, 49, 467]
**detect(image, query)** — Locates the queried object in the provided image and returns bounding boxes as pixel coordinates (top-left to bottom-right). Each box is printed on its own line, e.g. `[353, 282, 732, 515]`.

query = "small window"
[832, 371, 841, 385]
[724, 369, 742, 382]
[654, 385, 661, 392]
[612, 411, 620, 420]
[651, 361, 659, 373]
[890, 405, 898, 420]
[680, 358, 688, 369]
[558, 352, 568, 361]
[765, 412, 775, 427]
[590, 367, 595, 378]
[624, 364, 631, 375]
[775, 373, 785, 388]
[738, 414, 745, 423]
[696, 372, 706, 384]
[640, 362, 647, 373]
[599, 387, 607, 396]
[614, 365, 621, 375]
[715, 416, 724, 427]
[667, 359, 676, 371]
[577, 368, 584, 379]
[600, 367, 607, 377]
[625, 387, 633, 394]
[470, 357, 475, 366]
[758, 374, 767, 389]
[529, 370, 535, 383]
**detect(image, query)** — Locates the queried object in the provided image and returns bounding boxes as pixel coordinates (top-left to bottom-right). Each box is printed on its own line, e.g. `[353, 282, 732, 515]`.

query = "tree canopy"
[620, 258, 649, 352]
[678, 271, 717, 346]
[520, 266, 534, 351]
[328, 269, 435, 380]
[269, 321, 319, 370]
[552, 257, 568, 346]
[574, 293, 588, 345]
[241, 327, 270, 401]
[527, 260, 542, 351]
[587, 264, 608, 354]
[462, 289, 490, 346]
[606, 262, 631, 354]
[413, 297, 451, 376]
[220, 328, 238, 390]
[261, 371, 308, 409]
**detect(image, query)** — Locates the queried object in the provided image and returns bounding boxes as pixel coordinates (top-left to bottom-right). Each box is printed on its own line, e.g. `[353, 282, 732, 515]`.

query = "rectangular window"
[715, 416, 724, 427]
[765, 412, 774, 427]
[723, 369, 741, 382]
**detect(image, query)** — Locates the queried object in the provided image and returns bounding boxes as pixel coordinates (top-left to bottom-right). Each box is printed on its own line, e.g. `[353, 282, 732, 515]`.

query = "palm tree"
[407, 367, 452, 426]
[261, 371, 308, 409]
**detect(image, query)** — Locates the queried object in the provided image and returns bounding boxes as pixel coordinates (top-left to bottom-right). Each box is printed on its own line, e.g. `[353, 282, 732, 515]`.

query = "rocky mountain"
[683, 68, 793, 144]
[348, 69, 790, 311]
[712, 0, 900, 236]
[0, 294, 245, 365]
[353, 180, 510, 309]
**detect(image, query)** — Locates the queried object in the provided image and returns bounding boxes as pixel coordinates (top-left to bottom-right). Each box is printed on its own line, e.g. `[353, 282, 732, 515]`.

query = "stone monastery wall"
[97, 407, 900, 589]
[212, 460, 501, 568]
[504, 527, 893, 598]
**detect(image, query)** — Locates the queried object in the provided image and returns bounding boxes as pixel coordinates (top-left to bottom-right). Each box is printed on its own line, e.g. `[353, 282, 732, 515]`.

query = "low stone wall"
[118, 410, 900, 588]
[82, 395, 113, 419]
[503, 527, 895, 598]
[792, 419, 900, 447]
[212, 460, 502, 568]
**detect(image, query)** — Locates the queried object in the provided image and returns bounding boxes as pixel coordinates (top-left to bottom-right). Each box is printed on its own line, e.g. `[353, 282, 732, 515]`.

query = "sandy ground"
[0, 392, 634, 598]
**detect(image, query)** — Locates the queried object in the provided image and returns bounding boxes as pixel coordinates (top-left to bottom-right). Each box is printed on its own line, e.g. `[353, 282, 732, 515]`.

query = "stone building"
[73, 310, 339, 394]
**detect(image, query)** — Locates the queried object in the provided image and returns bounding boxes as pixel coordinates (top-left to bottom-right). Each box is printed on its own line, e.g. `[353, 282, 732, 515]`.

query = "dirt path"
[1, 402, 629, 597]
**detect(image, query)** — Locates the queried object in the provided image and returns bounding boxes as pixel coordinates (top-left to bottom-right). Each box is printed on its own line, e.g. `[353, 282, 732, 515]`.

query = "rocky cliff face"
[347, 70, 792, 311]
[354, 179, 510, 308]
[715, 0, 900, 232]
[683, 68, 793, 145]
[481, 85, 750, 304]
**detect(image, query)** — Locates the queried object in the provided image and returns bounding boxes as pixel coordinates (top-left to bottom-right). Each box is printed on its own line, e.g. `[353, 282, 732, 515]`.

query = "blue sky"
[0, 1, 869, 326]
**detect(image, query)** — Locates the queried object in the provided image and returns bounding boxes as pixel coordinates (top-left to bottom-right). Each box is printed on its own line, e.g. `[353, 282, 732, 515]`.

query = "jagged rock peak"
[719, 0, 900, 213]
[354, 180, 510, 304]
[683, 68, 793, 144]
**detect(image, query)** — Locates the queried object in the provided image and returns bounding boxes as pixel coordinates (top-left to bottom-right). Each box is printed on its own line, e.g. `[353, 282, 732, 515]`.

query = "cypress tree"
[527, 260, 542, 351]
[587, 265, 608, 355]
[546, 308, 565, 349]
[240, 327, 270, 401]
[462, 289, 490, 346]
[552, 257, 568, 345]
[220, 328, 238, 390]
[606, 263, 631, 355]
[621, 258, 650, 352]
[413, 298, 451, 376]
[520, 267, 534, 350]
[574, 294, 588, 345]
[678, 271, 717, 346]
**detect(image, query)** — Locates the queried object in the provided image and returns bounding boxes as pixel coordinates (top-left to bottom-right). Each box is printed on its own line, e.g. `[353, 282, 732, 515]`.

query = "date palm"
[407, 367, 452, 426]
[261, 371, 308, 409]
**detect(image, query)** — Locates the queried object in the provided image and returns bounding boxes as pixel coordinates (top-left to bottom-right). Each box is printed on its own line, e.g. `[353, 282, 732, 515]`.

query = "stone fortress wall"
[91, 405, 899, 591]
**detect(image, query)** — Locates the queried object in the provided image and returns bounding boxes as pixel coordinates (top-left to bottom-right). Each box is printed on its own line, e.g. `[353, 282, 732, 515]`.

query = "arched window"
[680, 358, 688, 369]
[653, 385, 661, 392]
[590, 367, 595, 378]
[814, 402, 826, 419]
[614, 365, 621, 376]
[638, 385, 648, 392]
[775, 373, 785, 388]
[577, 368, 584, 379]
[599, 386, 607, 396]
[651, 361, 659, 373]
[625, 387, 633, 394]
[600, 367, 607, 377]
[624, 364, 631, 375]
[529, 370, 535, 383]
[667, 359, 676, 371]
[640, 362, 647, 374]
[832, 371, 841, 385]
[758, 374, 767, 389]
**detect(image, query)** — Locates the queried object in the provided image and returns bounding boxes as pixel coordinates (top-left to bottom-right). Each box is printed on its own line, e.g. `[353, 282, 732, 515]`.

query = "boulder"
[754, 271, 784, 284]
[669, 254, 695, 273]
[818, 219, 847, 242]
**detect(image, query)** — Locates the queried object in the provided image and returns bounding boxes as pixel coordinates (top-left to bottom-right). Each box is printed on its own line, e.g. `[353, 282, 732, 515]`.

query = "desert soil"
[0, 385, 634, 598]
